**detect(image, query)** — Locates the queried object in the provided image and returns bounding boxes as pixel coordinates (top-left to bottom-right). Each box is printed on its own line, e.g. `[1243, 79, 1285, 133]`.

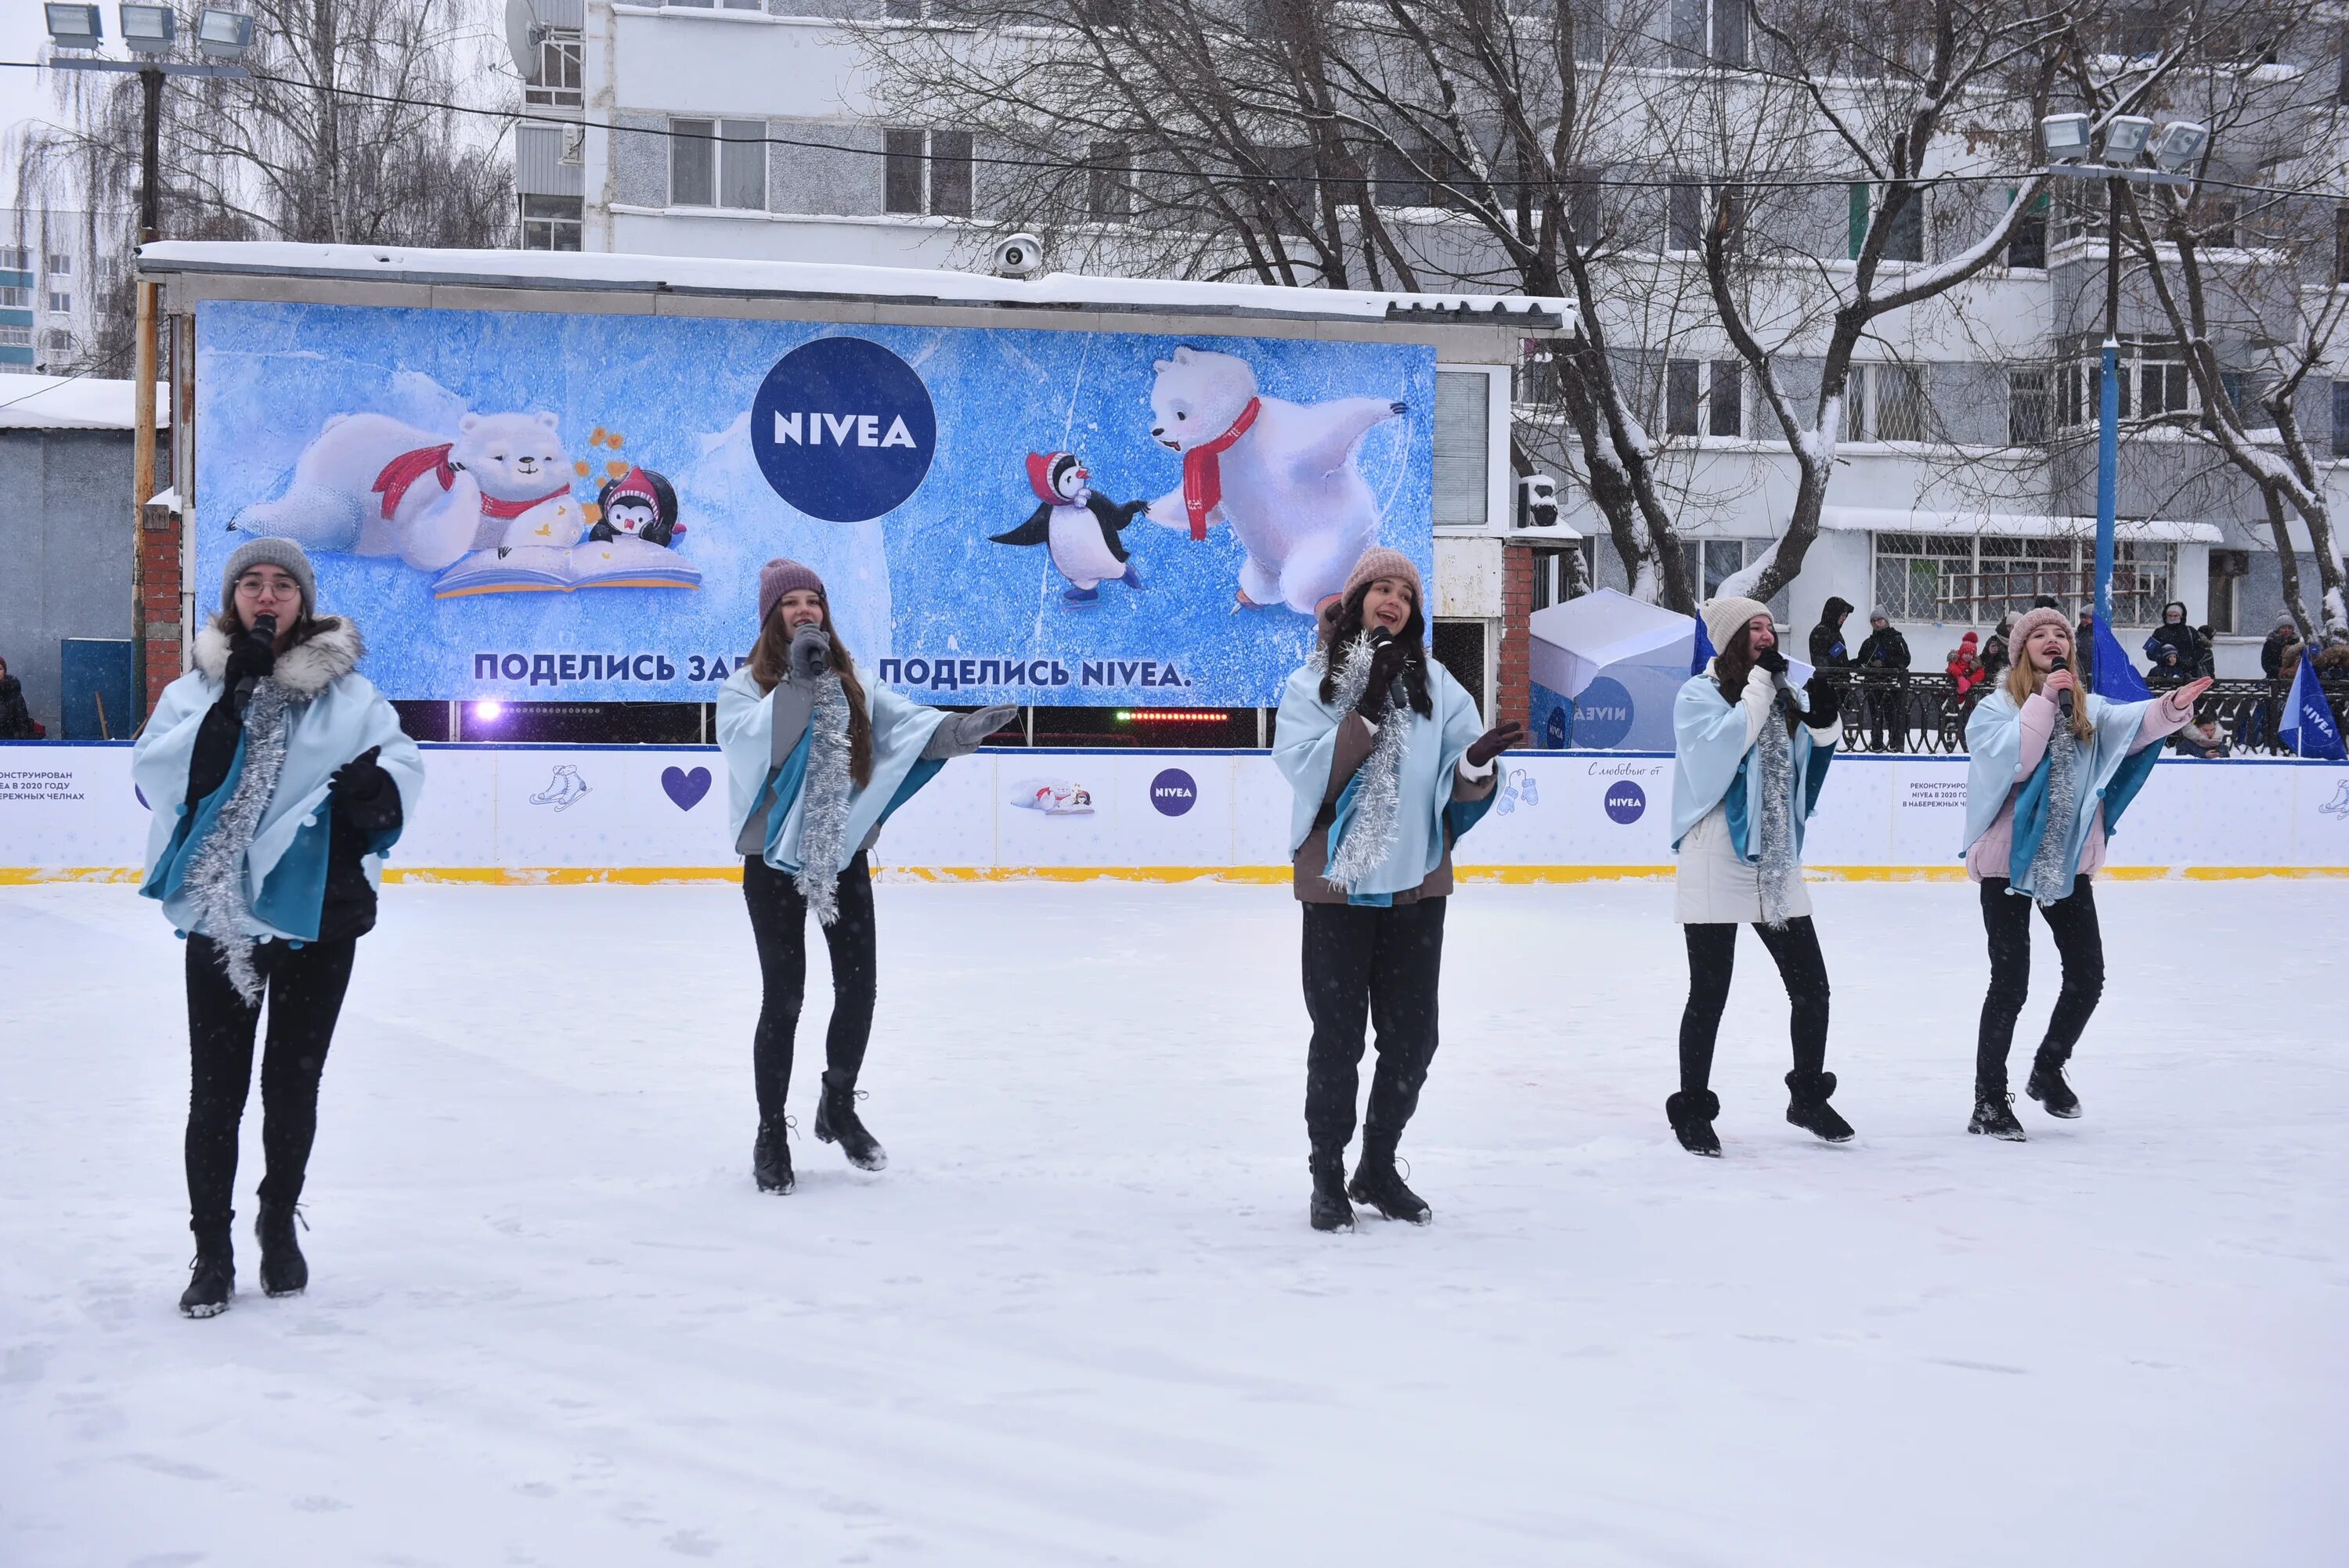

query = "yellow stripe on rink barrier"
[5, 863, 2347, 889]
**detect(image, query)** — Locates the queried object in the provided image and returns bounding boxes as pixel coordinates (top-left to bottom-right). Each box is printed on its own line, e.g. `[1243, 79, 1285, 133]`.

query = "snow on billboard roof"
[135, 241, 1576, 334]
[0, 373, 171, 431]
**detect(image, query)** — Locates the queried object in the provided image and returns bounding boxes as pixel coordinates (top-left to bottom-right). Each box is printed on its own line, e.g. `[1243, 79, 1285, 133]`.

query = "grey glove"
[926, 704, 1018, 759]
[788, 623, 832, 681]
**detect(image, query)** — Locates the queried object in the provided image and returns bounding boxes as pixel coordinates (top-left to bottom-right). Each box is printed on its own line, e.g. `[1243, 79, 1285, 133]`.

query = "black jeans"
[185, 933, 359, 1238]
[1301, 899, 1445, 1153]
[1678, 917, 1830, 1095]
[742, 851, 878, 1121]
[1976, 876, 2103, 1092]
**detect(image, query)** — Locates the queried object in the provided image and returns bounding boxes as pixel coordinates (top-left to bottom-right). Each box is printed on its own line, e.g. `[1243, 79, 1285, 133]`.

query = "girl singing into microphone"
[1959, 607, 2207, 1138]
[1665, 597, 1849, 1156]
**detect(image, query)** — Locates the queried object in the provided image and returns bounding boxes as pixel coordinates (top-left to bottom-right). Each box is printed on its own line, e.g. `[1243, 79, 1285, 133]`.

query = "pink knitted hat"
[1343, 547, 1423, 604]
[757, 558, 826, 625]
[2008, 607, 2072, 658]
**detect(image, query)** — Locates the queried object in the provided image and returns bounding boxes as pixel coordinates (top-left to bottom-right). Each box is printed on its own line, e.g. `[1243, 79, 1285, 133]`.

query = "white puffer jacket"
[1673, 669, 1838, 925]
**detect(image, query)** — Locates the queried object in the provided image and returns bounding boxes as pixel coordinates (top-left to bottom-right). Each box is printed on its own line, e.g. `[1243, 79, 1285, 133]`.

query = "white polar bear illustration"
[1143, 346, 1407, 615]
[231, 410, 582, 572]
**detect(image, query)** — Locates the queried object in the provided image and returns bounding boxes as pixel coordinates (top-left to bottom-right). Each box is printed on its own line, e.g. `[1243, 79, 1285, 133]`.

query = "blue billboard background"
[194, 301, 1436, 706]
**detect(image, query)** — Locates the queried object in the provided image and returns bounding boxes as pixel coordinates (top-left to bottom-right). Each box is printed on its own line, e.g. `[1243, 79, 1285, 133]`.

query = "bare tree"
[11, 0, 513, 376]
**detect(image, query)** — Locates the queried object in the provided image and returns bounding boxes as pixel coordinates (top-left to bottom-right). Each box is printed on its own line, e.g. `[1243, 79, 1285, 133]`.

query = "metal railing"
[1813, 672, 2349, 755]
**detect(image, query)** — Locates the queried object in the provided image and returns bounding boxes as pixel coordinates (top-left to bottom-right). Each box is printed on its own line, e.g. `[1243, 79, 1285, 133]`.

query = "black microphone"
[2048, 653, 2073, 723]
[233, 613, 278, 717]
[1366, 626, 1408, 710]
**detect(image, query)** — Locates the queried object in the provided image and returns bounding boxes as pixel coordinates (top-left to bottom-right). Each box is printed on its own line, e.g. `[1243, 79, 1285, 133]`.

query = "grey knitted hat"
[222, 536, 317, 619]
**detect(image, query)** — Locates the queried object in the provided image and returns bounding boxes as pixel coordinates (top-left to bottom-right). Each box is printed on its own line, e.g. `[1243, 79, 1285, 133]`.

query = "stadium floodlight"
[2149, 121, 2210, 172]
[2103, 115, 2155, 162]
[43, 3, 103, 48]
[2040, 114, 2092, 162]
[119, 2, 175, 53]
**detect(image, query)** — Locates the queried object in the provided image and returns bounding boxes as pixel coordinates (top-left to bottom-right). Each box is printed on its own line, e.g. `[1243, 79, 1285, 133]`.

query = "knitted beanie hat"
[1701, 596, 1772, 655]
[221, 536, 316, 619]
[1959, 631, 1979, 650]
[1343, 547, 1423, 605]
[2008, 606, 2072, 658]
[758, 558, 826, 626]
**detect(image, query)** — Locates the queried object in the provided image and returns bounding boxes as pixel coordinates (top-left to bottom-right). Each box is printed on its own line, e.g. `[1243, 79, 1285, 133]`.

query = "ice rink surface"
[2, 876, 2341, 1566]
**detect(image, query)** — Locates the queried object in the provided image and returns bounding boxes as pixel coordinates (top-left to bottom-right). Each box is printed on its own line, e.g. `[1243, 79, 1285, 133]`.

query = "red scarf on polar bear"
[372, 443, 572, 522]
[1181, 397, 1260, 541]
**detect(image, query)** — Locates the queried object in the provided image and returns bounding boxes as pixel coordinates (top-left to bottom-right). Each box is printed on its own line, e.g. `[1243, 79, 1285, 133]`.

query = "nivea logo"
[1149, 767, 1197, 816]
[1572, 676, 1635, 750]
[751, 337, 936, 522]
[1604, 780, 1646, 824]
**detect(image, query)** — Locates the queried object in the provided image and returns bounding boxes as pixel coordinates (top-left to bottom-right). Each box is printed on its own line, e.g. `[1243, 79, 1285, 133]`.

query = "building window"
[2194, 196, 2239, 249]
[2334, 380, 2349, 459]
[0, 247, 27, 271]
[1571, 0, 1608, 63]
[45, 253, 69, 276]
[1670, 0, 1745, 66]
[0, 326, 30, 348]
[1850, 183, 1922, 262]
[1433, 369, 1490, 528]
[2336, 207, 2347, 285]
[1878, 534, 2172, 626]
[1086, 141, 1132, 222]
[1709, 359, 1742, 437]
[0, 286, 26, 308]
[719, 119, 767, 209]
[2055, 333, 2193, 427]
[671, 117, 716, 206]
[884, 128, 973, 217]
[1665, 359, 1741, 437]
[46, 290, 70, 314]
[40, 328, 72, 353]
[1665, 358, 1701, 434]
[1873, 532, 1972, 621]
[1667, 181, 1702, 252]
[2207, 548, 2248, 636]
[2005, 189, 2047, 269]
[525, 28, 581, 108]
[520, 193, 583, 251]
[2054, 181, 2107, 244]
[1846, 363, 1925, 442]
[2008, 369, 2048, 445]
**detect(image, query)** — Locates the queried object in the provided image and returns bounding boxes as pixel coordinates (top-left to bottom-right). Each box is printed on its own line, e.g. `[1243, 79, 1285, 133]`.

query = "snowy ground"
[2, 877, 2342, 1567]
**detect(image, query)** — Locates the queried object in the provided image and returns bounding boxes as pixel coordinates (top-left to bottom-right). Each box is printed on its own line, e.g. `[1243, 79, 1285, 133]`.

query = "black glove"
[223, 623, 278, 690]
[1803, 675, 1840, 728]
[788, 624, 832, 681]
[331, 746, 401, 834]
[1753, 646, 1788, 677]
[1356, 636, 1412, 723]
[1465, 721, 1525, 768]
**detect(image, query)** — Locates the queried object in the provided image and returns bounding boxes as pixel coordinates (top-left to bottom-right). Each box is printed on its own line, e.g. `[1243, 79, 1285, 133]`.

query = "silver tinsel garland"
[1316, 634, 1410, 894]
[1752, 687, 1802, 928]
[2015, 716, 2083, 905]
[793, 672, 855, 925]
[182, 679, 294, 1003]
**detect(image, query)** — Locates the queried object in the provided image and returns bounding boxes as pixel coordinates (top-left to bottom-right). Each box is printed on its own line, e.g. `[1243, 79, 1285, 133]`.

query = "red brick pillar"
[1497, 542, 1534, 731]
[141, 502, 184, 716]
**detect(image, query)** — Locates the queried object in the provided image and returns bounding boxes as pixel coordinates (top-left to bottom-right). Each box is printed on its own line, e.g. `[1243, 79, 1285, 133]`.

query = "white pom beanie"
[1701, 596, 1773, 655]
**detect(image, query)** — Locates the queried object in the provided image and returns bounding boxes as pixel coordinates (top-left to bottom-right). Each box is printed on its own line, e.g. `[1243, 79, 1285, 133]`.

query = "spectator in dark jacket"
[1809, 597, 1855, 670]
[1979, 613, 2017, 683]
[2192, 625, 2217, 679]
[2260, 618, 2298, 680]
[0, 658, 37, 740]
[2146, 642, 2190, 690]
[1854, 609, 1911, 751]
[2143, 600, 2196, 671]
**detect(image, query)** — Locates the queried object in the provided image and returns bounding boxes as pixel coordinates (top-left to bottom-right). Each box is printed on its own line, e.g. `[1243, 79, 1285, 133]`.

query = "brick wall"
[1497, 542, 1534, 732]
[140, 505, 182, 717]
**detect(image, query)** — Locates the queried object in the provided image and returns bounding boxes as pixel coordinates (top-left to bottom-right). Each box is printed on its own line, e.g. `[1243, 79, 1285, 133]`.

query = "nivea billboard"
[194, 301, 1436, 705]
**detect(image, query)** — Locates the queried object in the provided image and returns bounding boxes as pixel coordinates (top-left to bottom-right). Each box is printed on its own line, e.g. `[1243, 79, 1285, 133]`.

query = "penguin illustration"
[589, 465, 683, 548]
[990, 452, 1149, 602]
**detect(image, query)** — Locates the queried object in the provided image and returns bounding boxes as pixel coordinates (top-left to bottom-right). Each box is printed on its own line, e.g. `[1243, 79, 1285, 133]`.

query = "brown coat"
[1290, 712, 1498, 903]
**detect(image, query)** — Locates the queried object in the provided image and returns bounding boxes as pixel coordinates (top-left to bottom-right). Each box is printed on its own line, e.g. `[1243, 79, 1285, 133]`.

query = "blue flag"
[1691, 615, 1716, 676]
[2280, 649, 2347, 760]
[2091, 612, 2150, 701]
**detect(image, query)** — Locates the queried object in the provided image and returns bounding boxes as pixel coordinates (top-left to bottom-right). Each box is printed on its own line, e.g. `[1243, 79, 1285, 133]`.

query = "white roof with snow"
[0, 373, 170, 432]
[134, 242, 1575, 334]
[1822, 506, 2224, 546]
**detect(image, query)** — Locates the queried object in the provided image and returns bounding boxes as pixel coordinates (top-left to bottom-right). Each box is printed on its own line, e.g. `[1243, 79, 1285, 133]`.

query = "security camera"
[991, 232, 1045, 279]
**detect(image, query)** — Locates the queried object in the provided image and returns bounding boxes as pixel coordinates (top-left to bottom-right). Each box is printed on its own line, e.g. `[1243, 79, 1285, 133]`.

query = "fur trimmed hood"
[193, 617, 366, 697]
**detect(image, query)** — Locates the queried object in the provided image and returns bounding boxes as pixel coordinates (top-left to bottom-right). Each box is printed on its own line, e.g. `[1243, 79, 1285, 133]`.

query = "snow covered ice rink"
[2, 875, 2342, 1567]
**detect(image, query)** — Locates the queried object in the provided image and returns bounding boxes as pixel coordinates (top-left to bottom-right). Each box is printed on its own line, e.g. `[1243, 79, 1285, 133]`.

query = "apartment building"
[0, 208, 124, 374]
[504, 0, 2349, 684]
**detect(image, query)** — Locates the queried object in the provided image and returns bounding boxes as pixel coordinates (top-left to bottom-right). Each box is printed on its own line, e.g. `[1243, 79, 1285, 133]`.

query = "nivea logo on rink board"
[751, 337, 937, 521]
[1604, 780, 1646, 824]
[1149, 767, 1198, 816]
[1571, 676, 1635, 751]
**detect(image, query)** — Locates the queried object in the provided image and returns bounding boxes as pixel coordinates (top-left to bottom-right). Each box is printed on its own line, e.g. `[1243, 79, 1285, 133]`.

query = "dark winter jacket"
[0, 675, 34, 740]
[2142, 602, 2196, 669]
[183, 618, 405, 944]
[1855, 626, 1911, 675]
[2145, 646, 2190, 690]
[1808, 597, 1856, 669]
[2261, 623, 2297, 680]
[1979, 626, 2013, 683]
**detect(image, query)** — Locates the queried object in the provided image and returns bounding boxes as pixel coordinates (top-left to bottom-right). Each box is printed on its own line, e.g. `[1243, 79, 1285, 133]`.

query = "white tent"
[1528, 589, 1694, 701]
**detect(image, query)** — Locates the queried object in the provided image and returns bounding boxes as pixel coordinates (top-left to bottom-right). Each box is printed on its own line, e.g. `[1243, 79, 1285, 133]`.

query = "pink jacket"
[1965, 690, 2194, 882]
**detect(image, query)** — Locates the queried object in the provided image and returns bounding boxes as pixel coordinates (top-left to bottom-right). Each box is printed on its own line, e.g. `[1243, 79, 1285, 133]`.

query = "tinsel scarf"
[2015, 716, 2083, 906]
[182, 679, 294, 1004]
[792, 672, 855, 925]
[1752, 686, 1802, 928]
[1318, 634, 1412, 894]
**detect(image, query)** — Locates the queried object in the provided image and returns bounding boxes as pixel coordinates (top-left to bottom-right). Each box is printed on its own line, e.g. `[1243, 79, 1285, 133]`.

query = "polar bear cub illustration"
[231, 410, 581, 572]
[1144, 345, 1407, 614]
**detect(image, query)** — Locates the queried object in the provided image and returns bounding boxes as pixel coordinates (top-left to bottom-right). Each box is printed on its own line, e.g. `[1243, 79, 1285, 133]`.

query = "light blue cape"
[134, 669, 423, 942]
[1669, 672, 1834, 858]
[1272, 657, 1492, 903]
[1963, 688, 2160, 896]
[717, 665, 947, 873]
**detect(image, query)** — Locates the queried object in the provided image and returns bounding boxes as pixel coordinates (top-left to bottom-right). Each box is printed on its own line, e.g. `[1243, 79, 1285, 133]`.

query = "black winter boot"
[2026, 1051, 2081, 1119]
[752, 1116, 795, 1194]
[1348, 1131, 1431, 1224]
[179, 1226, 235, 1318]
[256, 1202, 309, 1297]
[814, 1072, 887, 1171]
[1665, 1090, 1722, 1156]
[1308, 1147, 1354, 1233]
[1784, 1069, 1856, 1144]
[1968, 1087, 2026, 1141]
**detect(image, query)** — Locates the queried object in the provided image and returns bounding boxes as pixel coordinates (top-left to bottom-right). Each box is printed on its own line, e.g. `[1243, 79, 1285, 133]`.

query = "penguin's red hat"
[608, 465, 659, 510]
[1026, 452, 1083, 502]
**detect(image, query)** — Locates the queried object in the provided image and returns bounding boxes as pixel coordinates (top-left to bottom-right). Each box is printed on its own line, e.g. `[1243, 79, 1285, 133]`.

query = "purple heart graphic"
[661, 766, 712, 812]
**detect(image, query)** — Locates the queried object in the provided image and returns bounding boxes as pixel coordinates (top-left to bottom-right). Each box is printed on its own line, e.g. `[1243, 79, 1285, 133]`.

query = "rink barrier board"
[5, 743, 2347, 881]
